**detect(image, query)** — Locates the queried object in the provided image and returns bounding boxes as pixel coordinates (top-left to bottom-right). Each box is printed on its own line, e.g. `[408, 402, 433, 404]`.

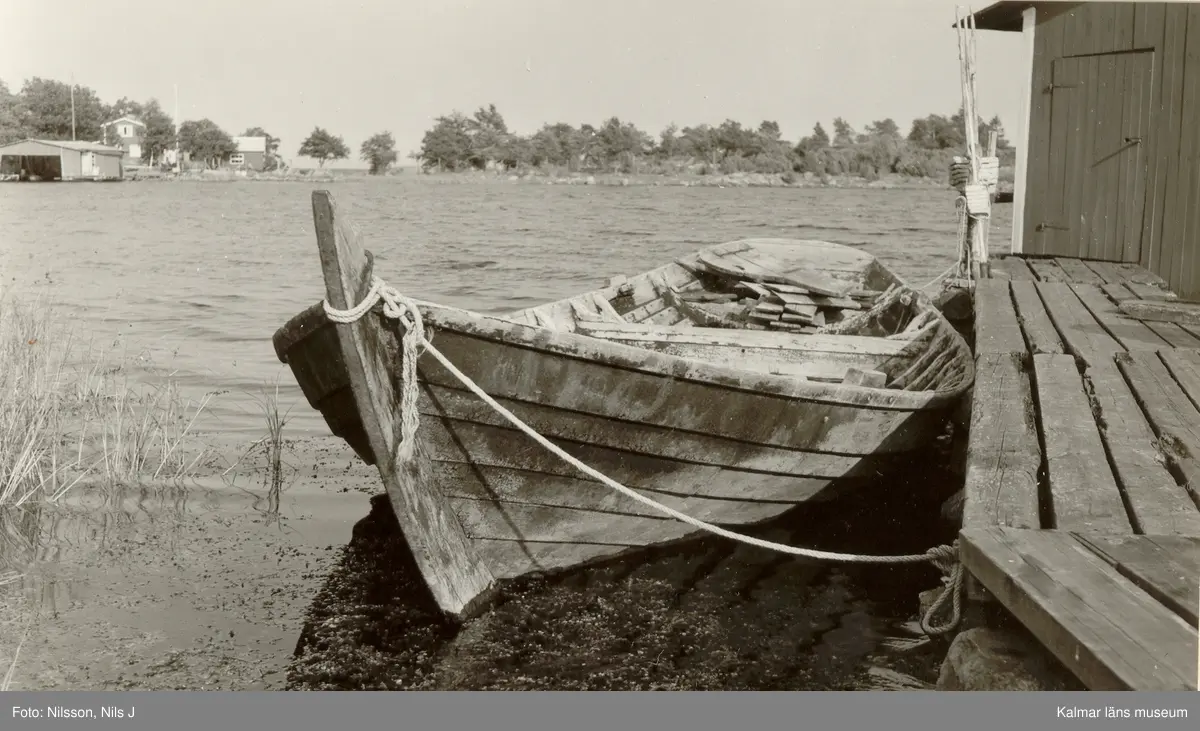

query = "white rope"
[323, 276, 963, 635]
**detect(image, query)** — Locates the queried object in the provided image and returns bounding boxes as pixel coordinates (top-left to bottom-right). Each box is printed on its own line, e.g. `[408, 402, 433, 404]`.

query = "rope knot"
[920, 540, 964, 637]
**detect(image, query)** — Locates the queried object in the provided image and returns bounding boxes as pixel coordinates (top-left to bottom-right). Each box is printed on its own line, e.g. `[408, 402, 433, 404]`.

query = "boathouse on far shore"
[0, 138, 124, 181]
[970, 1, 1200, 298]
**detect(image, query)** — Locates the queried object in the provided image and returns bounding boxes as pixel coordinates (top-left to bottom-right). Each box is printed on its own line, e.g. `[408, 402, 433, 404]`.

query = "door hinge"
[1036, 223, 1070, 232]
[1124, 136, 1143, 144]
[1044, 83, 1079, 93]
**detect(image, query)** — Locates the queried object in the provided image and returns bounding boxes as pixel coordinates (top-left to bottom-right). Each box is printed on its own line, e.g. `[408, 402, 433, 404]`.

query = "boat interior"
[506, 238, 967, 393]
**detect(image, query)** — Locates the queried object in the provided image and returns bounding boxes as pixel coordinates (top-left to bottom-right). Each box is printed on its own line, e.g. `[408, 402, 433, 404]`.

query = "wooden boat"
[273, 191, 974, 620]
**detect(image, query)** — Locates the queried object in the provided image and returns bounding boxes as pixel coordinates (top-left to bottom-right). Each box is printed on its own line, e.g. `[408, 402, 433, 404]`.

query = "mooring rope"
[324, 276, 963, 636]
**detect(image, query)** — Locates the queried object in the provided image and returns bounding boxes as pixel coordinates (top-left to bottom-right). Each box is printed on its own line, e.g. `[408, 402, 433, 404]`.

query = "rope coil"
[323, 276, 964, 635]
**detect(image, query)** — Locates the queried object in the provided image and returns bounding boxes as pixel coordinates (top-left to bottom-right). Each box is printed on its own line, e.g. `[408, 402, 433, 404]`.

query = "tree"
[298, 126, 349, 167]
[138, 99, 177, 165]
[757, 120, 781, 141]
[416, 112, 473, 171]
[0, 79, 27, 144]
[360, 131, 398, 174]
[832, 117, 855, 147]
[987, 115, 1011, 150]
[465, 103, 511, 169]
[20, 77, 106, 141]
[595, 116, 652, 172]
[178, 118, 236, 168]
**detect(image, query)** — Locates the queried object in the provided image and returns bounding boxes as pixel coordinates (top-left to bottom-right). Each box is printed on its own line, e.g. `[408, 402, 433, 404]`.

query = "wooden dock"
[958, 255, 1200, 691]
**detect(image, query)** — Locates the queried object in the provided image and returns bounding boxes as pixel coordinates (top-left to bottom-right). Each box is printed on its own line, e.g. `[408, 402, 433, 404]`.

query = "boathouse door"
[1040, 50, 1154, 263]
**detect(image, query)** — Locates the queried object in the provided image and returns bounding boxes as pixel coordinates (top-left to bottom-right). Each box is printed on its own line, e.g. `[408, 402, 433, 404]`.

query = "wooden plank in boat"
[697, 251, 845, 296]
[1009, 280, 1064, 354]
[1033, 354, 1131, 533]
[1074, 533, 1200, 627]
[1115, 350, 1200, 493]
[842, 368, 887, 388]
[310, 190, 495, 620]
[450, 497, 692, 546]
[1054, 258, 1106, 286]
[470, 538, 631, 580]
[736, 281, 774, 299]
[959, 526, 1198, 691]
[573, 322, 912, 356]
[753, 302, 785, 315]
[766, 285, 862, 311]
[766, 321, 814, 333]
[780, 312, 814, 324]
[1118, 299, 1200, 326]
[973, 279, 1026, 356]
[1035, 282, 1123, 367]
[1085, 361, 1200, 536]
[1068, 283, 1167, 352]
[962, 353, 1040, 530]
[675, 291, 739, 303]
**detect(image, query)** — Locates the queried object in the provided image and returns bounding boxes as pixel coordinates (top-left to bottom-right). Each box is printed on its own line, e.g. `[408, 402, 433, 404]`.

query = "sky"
[0, 0, 1025, 169]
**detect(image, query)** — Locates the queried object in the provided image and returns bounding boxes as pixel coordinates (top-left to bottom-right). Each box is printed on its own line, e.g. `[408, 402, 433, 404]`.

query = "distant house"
[100, 116, 147, 164]
[0, 138, 124, 180]
[230, 136, 268, 171]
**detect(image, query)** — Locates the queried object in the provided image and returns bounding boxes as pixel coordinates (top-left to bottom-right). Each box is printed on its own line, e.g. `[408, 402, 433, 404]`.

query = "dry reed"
[0, 297, 215, 507]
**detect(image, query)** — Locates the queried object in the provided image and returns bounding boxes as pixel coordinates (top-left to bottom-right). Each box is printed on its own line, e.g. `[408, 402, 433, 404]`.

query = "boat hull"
[278, 303, 955, 580]
[273, 190, 973, 619]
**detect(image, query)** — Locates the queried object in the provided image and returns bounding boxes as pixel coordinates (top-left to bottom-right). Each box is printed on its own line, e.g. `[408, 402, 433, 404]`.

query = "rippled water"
[1, 176, 1010, 444]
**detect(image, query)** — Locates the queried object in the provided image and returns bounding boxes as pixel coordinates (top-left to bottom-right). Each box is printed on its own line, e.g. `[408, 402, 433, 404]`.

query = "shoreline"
[116, 168, 1016, 195]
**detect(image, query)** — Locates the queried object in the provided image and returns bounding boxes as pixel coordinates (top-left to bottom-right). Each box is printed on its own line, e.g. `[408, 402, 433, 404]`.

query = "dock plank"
[1035, 282, 1124, 366]
[1027, 258, 1068, 282]
[1117, 350, 1200, 492]
[962, 353, 1041, 531]
[1086, 361, 1200, 535]
[1010, 281, 1064, 354]
[1112, 262, 1173, 289]
[1069, 283, 1168, 352]
[1161, 349, 1200, 410]
[1102, 284, 1200, 345]
[960, 526, 1198, 691]
[1034, 354, 1131, 533]
[1074, 533, 1200, 626]
[1119, 299, 1200, 326]
[1083, 260, 1126, 284]
[1055, 258, 1106, 286]
[974, 279, 1026, 356]
[990, 257, 1037, 281]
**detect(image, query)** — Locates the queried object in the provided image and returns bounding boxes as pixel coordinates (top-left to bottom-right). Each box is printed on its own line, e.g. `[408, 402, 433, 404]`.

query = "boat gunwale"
[273, 300, 973, 415]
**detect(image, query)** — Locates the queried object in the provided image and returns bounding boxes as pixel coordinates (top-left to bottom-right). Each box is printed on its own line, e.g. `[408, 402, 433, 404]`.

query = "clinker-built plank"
[1085, 360, 1200, 535]
[1034, 354, 1131, 533]
[962, 353, 1041, 531]
[959, 526, 1198, 691]
[1010, 281, 1064, 354]
[1074, 533, 1200, 626]
[1069, 283, 1168, 352]
[1027, 258, 1068, 282]
[1036, 282, 1124, 367]
[1055, 258, 1107, 286]
[974, 279, 1026, 355]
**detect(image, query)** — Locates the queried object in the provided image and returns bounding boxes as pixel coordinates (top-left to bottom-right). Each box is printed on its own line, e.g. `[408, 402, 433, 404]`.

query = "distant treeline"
[0, 76, 401, 173]
[415, 104, 1015, 181]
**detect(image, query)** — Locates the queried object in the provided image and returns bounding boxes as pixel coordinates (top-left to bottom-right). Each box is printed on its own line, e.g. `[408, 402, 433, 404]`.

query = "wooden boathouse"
[950, 1, 1199, 691]
[0, 139, 124, 181]
[977, 0, 1200, 298]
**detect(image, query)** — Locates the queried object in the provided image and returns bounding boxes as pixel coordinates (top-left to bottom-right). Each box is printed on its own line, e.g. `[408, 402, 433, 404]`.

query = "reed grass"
[0, 297, 215, 507]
